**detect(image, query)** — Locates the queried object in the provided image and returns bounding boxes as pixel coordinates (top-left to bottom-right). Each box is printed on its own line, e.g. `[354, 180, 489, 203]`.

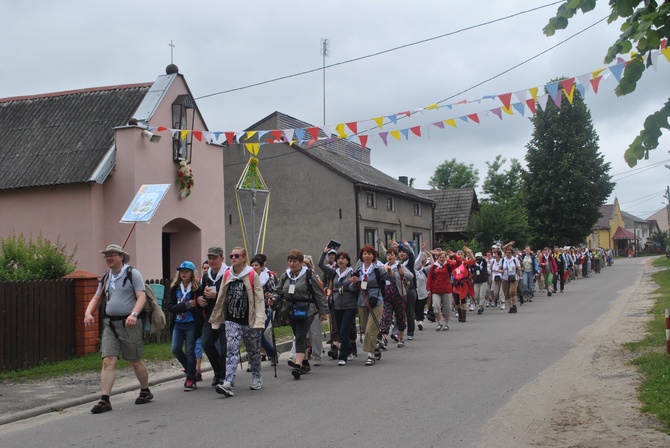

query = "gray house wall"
[223, 142, 358, 273]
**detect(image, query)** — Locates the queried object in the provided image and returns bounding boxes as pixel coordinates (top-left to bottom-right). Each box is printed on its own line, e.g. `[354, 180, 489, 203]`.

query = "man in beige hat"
[84, 244, 152, 414]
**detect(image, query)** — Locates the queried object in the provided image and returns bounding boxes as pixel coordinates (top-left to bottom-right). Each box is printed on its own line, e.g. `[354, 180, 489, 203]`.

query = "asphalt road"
[0, 258, 644, 448]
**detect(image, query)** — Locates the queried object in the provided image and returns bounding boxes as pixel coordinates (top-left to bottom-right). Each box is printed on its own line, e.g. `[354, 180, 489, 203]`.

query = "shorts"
[101, 317, 144, 362]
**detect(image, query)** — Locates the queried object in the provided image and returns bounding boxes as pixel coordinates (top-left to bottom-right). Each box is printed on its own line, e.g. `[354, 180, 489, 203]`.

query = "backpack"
[100, 266, 166, 334]
[272, 269, 316, 328]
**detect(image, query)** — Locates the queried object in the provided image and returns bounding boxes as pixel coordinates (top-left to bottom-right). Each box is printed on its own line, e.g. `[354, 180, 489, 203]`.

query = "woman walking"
[380, 247, 413, 347]
[318, 247, 359, 365]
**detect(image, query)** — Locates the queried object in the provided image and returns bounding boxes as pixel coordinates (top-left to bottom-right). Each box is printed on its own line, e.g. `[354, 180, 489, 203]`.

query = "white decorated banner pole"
[666, 309, 670, 357]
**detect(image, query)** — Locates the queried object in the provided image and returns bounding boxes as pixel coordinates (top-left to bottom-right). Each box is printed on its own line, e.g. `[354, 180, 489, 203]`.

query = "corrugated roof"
[0, 83, 151, 190]
[419, 188, 479, 232]
[247, 111, 432, 202]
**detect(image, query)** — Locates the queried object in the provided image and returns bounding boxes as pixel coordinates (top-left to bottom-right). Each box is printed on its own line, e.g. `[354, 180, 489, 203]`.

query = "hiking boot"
[250, 376, 263, 390]
[184, 379, 196, 391]
[135, 389, 153, 405]
[91, 400, 112, 414]
[300, 361, 311, 373]
[216, 381, 234, 397]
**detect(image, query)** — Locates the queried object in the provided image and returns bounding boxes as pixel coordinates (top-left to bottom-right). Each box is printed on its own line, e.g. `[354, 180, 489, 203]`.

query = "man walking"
[84, 244, 152, 414]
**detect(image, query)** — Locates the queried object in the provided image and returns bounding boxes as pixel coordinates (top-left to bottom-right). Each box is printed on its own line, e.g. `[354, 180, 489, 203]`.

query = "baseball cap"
[475, 252, 483, 258]
[177, 261, 196, 271]
[207, 246, 224, 257]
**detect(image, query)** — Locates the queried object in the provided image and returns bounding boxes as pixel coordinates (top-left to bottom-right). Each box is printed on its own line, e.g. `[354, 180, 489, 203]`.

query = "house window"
[384, 230, 396, 247]
[414, 203, 422, 216]
[386, 196, 395, 211]
[413, 233, 423, 251]
[364, 228, 378, 246]
[366, 192, 376, 208]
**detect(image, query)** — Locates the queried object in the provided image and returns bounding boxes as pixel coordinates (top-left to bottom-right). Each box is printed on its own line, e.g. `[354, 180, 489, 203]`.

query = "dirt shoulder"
[479, 259, 670, 447]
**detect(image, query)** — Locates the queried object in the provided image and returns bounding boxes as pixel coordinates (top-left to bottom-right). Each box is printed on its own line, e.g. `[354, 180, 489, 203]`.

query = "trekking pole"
[271, 318, 278, 378]
[361, 290, 386, 345]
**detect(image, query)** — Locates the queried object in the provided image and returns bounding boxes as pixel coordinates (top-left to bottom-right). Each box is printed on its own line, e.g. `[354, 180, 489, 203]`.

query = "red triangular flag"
[498, 93, 512, 109]
[271, 130, 283, 141]
[156, 126, 169, 132]
[307, 127, 319, 140]
[467, 113, 480, 124]
[192, 131, 202, 142]
[358, 135, 368, 148]
[410, 126, 421, 137]
[225, 132, 235, 145]
[590, 76, 602, 94]
[346, 122, 358, 134]
[526, 98, 536, 115]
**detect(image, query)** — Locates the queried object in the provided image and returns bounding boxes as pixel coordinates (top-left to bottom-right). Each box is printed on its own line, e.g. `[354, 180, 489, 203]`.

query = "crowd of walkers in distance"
[166, 241, 613, 396]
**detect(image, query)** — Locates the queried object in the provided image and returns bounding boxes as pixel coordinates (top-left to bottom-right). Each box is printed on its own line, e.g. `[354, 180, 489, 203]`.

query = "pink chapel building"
[0, 65, 225, 279]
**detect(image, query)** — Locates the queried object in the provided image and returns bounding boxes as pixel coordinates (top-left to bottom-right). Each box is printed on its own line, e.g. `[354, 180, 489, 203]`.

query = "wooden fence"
[1, 278, 174, 373]
[0, 279, 75, 372]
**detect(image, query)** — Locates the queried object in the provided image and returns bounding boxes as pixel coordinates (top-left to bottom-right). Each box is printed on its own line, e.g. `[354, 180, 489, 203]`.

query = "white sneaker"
[436, 324, 443, 331]
[216, 381, 234, 397]
[338, 360, 347, 366]
[469, 304, 475, 311]
[250, 376, 262, 390]
[417, 321, 424, 331]
[500, 304, 506, 310]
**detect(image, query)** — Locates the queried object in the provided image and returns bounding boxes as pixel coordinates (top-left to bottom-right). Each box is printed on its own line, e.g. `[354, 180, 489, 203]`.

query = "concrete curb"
[0, 339, 297, 426]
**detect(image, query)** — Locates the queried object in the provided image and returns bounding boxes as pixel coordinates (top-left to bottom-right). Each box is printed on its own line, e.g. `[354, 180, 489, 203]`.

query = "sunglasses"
[229, 253, 243, 259]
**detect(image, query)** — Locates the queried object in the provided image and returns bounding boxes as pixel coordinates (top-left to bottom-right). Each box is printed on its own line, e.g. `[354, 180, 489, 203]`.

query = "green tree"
[481, 155, 525, 206]
[467, 202, 530, 250]
[523, 82, 614, 248]
[428, 158, 479, 189]
[544, 1, 670, 167]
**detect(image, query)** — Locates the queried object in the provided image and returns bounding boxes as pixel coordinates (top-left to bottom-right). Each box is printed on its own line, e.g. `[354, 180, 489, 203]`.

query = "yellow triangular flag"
[245, 131, 257, 141]
[661, 48, 670, 63]
[529, 87, 538, 102]
[335, 123, 347, 138]
[245, 143, 260, 156]
[445, 119, 457, 128]
[564, 84, 576, 104]
[180, 130, 189, 141]
[502, 104, 514, 115]
[372, 116, 384, 129]
[592, 68, 605, 79]
[390, 130, 401, 141]
[425, 103, 439, 110]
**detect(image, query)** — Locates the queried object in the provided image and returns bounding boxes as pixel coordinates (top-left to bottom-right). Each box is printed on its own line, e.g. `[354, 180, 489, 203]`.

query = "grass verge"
[0, 325, 298, 382]
[623, 256, 670, 432]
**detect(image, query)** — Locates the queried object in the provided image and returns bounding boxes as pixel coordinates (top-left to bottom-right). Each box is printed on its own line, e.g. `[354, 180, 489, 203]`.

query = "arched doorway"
[161, 218, 202, 280]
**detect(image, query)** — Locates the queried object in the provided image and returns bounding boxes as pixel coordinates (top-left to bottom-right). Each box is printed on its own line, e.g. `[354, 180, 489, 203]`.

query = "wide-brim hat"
[100, 244, 130, 264]
[475, 252, 483, 258]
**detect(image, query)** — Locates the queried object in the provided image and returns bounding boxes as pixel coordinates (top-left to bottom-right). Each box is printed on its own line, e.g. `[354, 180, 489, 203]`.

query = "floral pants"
[380, 284, 406, 334]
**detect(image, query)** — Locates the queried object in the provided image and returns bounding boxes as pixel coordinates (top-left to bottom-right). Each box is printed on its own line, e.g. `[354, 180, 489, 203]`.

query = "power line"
[620, 190, 665, 205]
[612, 159, 670, 181]
[195, 1, 563, 100]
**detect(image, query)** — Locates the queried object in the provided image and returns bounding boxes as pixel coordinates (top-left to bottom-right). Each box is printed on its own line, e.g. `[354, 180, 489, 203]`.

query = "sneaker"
[442, 324, 449, 331]
[390, 333, 399, 342]
[250, 376, 262, 390]
[91, 400, 112, 414]
[477, 307, 484, 315]
[327, 348, 339, 360]
[397, 340, 405, 348]
[500, 304, 506, 310]
[436, 324, 443, 331]
[347, 354, 354, 360]
[216, 381, 234, 397]
[338, 360, 347, 366]
[417, 321, 423, 331]
[195, 371, 203, 382]
[365, 355, 375, 366]
[292, 367, 302, 379]
[468, 304, 475, 312]
[184, 379, 196, 391]
[313, 359, 322, 366]
[407, 335, 414, 340]
[378, 338, 388, 350]
[211, 376, 221, 387]
[548, 291, 552, 297]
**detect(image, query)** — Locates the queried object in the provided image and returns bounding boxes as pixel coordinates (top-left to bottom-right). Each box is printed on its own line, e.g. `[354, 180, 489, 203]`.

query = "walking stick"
[270, 313, 278, 378]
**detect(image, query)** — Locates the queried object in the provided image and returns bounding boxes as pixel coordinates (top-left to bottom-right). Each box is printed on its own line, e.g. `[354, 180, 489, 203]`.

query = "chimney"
[398, 176, 408, 185]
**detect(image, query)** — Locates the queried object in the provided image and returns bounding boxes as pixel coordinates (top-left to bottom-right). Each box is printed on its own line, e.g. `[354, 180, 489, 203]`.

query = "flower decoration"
[176, 160, 194, 198]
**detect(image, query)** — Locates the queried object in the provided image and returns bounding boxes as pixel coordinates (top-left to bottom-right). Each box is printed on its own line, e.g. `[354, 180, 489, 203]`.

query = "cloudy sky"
[2, 0, 668, 219]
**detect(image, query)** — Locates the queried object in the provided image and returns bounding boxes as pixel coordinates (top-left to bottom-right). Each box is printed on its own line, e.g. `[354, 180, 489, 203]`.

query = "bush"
[0, 234, 77, 281]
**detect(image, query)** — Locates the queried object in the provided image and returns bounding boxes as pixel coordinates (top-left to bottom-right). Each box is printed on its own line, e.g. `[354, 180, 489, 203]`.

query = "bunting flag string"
[142, 44, 668, 151]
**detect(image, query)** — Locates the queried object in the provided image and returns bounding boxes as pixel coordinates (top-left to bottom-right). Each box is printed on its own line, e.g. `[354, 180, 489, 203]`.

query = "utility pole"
[321, 38, 329, 126]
